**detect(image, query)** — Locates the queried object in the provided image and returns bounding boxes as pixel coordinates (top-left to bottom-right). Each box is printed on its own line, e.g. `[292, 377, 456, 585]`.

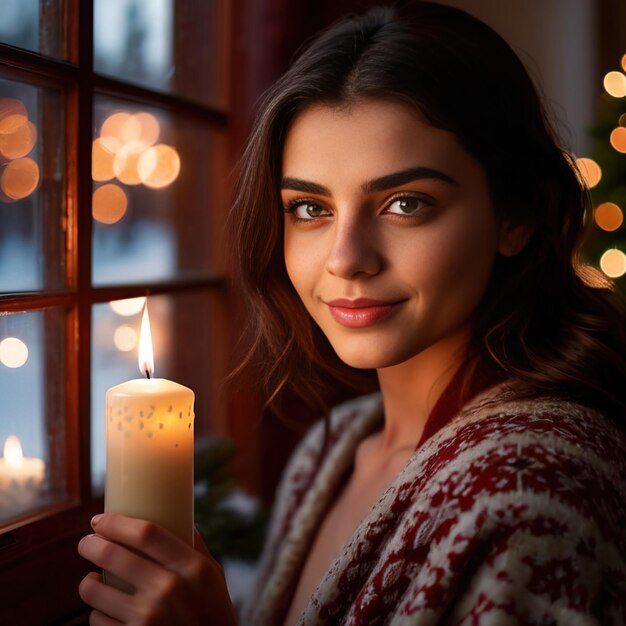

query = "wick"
[146, 370, 151, 379]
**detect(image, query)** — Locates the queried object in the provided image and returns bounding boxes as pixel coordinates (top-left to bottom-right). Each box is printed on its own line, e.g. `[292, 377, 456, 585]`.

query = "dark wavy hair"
[229, 1, 626, 425]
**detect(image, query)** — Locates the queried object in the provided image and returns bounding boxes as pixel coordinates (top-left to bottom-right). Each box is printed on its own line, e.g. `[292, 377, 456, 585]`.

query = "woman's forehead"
[281, 99, 481, 189]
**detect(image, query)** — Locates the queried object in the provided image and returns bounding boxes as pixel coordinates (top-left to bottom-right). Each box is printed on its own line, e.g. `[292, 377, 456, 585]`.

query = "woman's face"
[282, 99, 509, 370]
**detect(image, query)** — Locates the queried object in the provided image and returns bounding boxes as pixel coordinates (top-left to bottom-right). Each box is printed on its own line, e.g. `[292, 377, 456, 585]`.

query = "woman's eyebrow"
[363, 166, 458, 192]
[280, 177, 330, 195]
[281, 166, 458, 196]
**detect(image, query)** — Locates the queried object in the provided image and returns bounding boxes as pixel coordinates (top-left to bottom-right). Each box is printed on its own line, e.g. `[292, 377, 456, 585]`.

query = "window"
[0, 1, 231, 623]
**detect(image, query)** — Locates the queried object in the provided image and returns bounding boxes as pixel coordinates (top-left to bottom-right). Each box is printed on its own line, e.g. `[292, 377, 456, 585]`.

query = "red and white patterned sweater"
[246, 385, 626, 625]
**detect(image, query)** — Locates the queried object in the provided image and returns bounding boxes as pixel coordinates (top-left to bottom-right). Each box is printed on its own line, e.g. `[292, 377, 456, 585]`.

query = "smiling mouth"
[325, 298, 405, 328]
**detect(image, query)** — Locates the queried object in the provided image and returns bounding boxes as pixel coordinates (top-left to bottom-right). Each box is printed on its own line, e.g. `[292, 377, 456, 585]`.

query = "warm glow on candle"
[4, 435, 23, 466]
[138, 304, 154, 377]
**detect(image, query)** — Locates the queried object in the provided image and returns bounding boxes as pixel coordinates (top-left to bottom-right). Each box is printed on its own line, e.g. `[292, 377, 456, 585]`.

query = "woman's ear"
[497, 221, 533, 257]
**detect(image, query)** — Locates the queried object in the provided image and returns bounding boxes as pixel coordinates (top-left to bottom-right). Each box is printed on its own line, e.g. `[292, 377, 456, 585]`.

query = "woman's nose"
[324, 213, 382, 279]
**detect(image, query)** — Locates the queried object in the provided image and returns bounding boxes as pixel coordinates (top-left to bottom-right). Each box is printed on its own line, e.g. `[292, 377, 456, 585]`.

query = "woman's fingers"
[78, 514, 237, 625]
[91, 513, 195, 572]
[88, 610, 124, 626]
[79, 572, 132, 623]
[88, 514, 220, 597]
[79, 534, 165, 594]
[79, 548, 201, 626]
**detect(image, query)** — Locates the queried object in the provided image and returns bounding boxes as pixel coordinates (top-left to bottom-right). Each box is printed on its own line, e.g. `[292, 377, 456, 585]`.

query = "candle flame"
[4, 435, 23, 466]
[138, 303, 154, 378]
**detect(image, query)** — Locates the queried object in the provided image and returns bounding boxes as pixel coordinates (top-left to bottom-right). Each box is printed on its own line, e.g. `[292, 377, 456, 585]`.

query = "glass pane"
[0, 308, 69, 525]
[91, 95, 223, 286]
[94, 0, 229, 109]
[0, 0, 67, 60]
[0, 76, 66, 293]
[91, 291, 217, 491]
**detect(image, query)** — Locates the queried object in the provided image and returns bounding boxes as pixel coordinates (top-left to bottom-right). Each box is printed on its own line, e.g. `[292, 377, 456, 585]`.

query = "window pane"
[0, 308, 69, 525]
[92, 95, 223, 286]
[91, 291, 217, 492]
[0, 77, 66, 293]
[94, 0, 229, 109]
[0, 0, 67, 60]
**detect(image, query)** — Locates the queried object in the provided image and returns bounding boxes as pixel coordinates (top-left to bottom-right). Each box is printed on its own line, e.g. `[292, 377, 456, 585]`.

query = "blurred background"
[0, 1, 624, 623]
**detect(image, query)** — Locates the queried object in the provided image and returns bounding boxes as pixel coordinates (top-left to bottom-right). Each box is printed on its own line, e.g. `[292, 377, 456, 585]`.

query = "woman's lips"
[325, 298, 404, 328]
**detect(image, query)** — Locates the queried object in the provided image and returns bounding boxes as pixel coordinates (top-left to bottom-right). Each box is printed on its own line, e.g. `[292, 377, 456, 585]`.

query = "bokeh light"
[113, 142, 145, 185]
[101, 112, 141, 145]
[134, 112, 160, 147]
[622, 53, 626, 73]
[3, 435, 24, 464]
[0, 99, 28, 134]
[138, 144, 181, 188]
[0, 119, 36, 160]
[600, 249, 626, 278]
[594, 202, 624, 232]
[92, 137, 122, 182]
[1, 157, 40, 200]
[610, 127, 626, 153]
[113, 325, 138, 352]
[604, 71, 626, 98]
[620, 113, 626, 127]
[92, 184, 128, 224]
[110, 296, 146, 316]
[574, 157, 602, 188]
[0, 337, 29, 368]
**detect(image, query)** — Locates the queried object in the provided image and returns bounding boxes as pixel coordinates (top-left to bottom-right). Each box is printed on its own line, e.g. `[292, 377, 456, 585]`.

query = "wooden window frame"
[0, 2, 231, 623]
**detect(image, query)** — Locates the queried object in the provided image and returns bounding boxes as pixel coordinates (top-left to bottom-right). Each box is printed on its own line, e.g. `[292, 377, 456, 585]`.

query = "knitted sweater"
[246, 386, 626, 626]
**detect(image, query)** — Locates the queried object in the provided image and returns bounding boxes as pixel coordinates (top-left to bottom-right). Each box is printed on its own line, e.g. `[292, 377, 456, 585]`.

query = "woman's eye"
[287, 202, 330, 220]
[385, 195, 430, 216]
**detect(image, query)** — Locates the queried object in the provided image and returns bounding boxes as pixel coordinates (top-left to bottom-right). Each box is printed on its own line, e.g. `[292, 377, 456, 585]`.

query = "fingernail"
[78, 534, 92, 552]
[91, 514, 103, 528]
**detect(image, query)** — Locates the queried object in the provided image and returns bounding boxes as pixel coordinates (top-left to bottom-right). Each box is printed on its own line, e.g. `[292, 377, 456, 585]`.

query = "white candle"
[104, 304, 195, 590]
[0, 435, 45, 519]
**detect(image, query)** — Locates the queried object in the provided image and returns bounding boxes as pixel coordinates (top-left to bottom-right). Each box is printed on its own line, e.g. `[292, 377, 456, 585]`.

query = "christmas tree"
[579, 54, 626, 296]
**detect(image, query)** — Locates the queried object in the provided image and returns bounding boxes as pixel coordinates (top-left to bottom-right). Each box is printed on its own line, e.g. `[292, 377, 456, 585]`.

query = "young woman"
[78, 2, 626, 625]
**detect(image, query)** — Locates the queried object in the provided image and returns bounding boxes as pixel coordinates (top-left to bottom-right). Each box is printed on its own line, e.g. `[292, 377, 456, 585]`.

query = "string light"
[114, 325, 138, 352]
[1, 157, 40, 200]
[574, 157, 602, 188]
[594, 202, 623, 232]
[600, 249, 626, 278]
[138, 144, 181, 188]
[604, 71, 626, 98]
[92, 184, 128, 224]
[92, 137, 123, 182]
[610, 127, 626, 153]
[0, 337, 29, 368]
[110, 297, 146, 316]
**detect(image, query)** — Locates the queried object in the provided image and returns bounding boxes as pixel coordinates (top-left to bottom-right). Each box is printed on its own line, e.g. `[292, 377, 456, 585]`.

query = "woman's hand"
[78, 513, 237, 626]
